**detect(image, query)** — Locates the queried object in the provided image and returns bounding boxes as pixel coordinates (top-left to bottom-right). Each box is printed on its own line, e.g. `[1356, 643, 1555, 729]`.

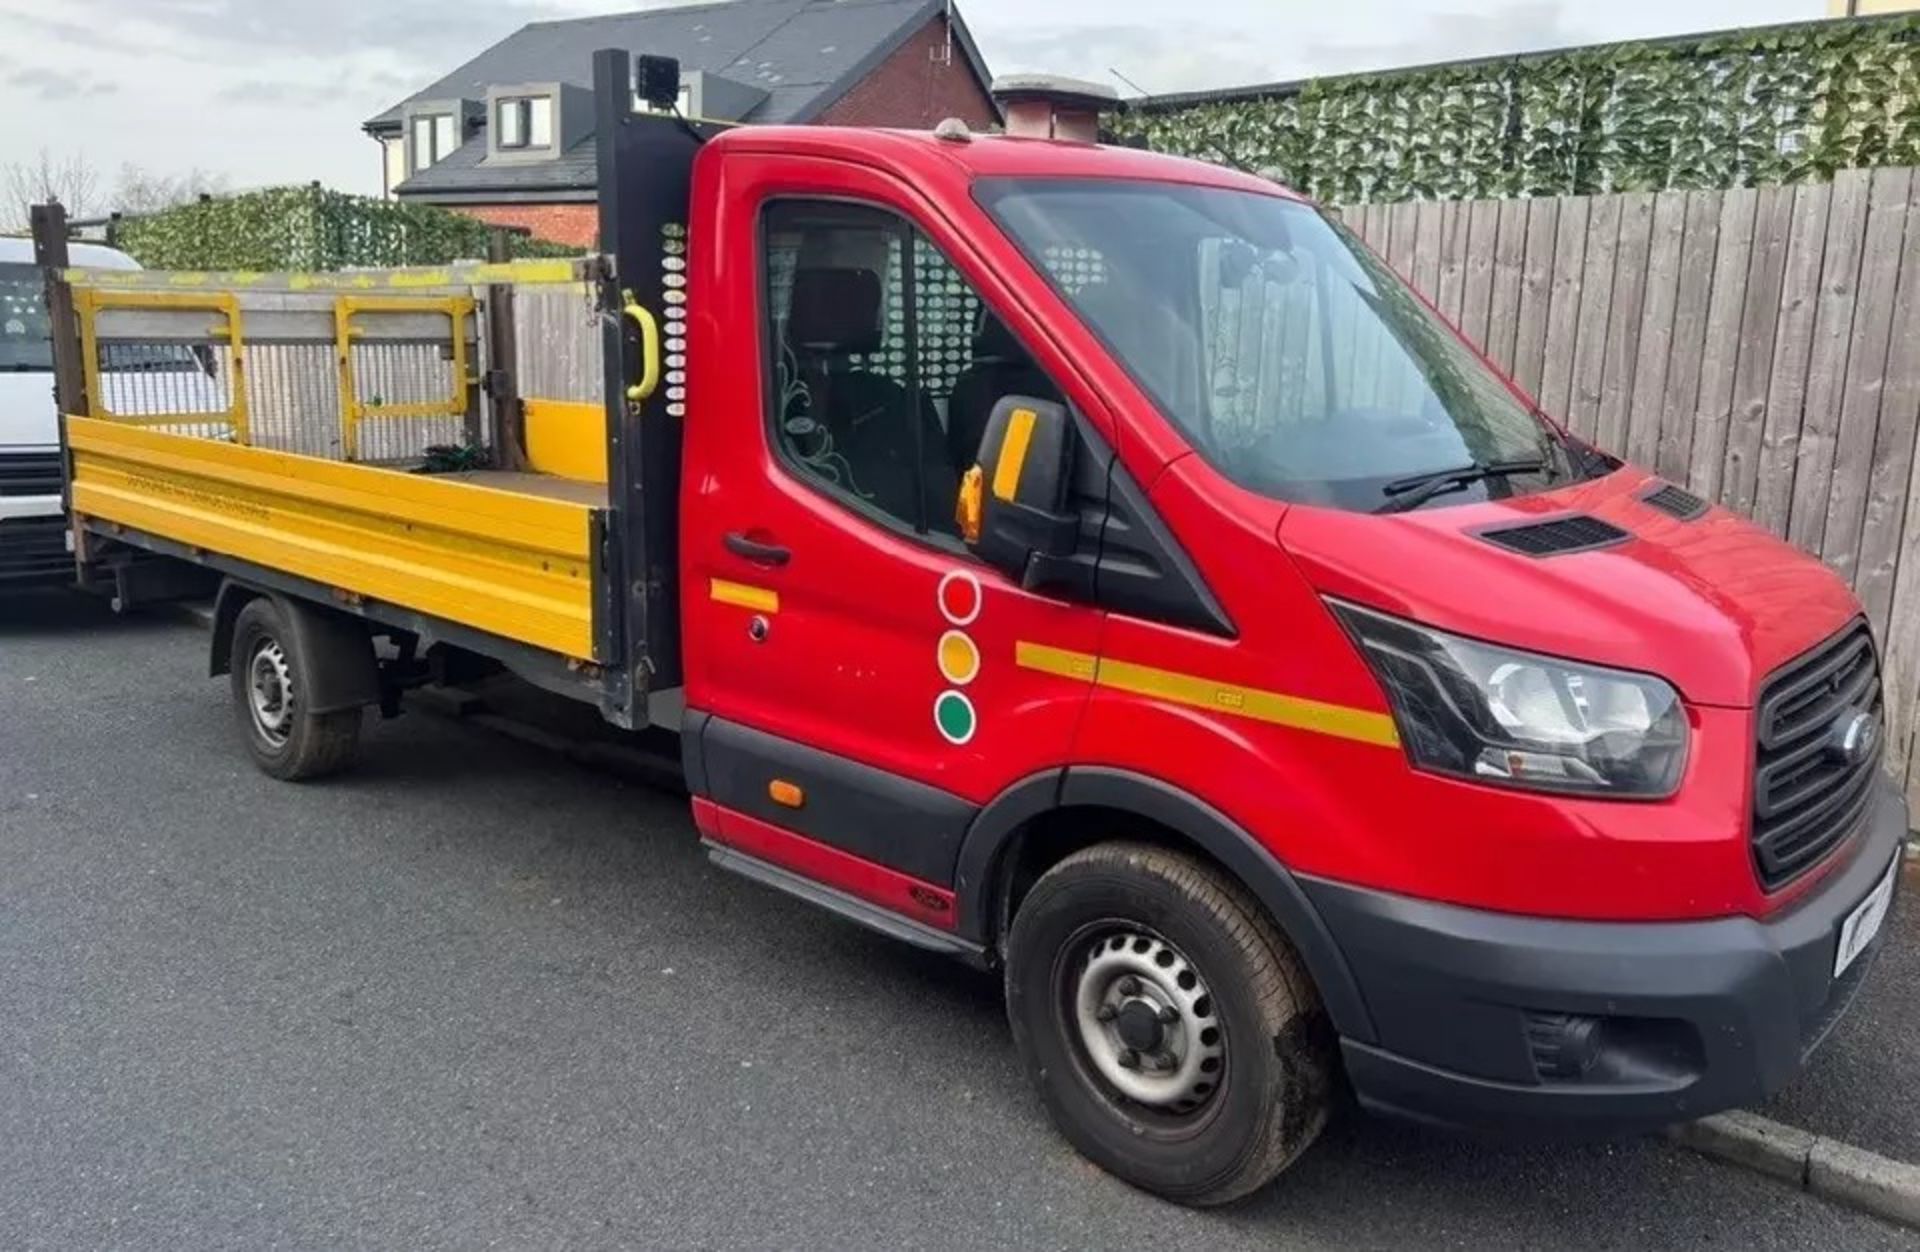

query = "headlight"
[1328, 600, 1688, 798]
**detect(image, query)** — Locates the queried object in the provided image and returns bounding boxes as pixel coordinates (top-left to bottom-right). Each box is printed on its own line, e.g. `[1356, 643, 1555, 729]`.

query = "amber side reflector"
[956, 464, 984, 544]
[768, 779, 805, 808]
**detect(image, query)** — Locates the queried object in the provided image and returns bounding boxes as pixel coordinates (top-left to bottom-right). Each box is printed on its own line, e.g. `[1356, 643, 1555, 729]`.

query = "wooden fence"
[513, 283, 604, 404]
[1341, 167, 1920, 815]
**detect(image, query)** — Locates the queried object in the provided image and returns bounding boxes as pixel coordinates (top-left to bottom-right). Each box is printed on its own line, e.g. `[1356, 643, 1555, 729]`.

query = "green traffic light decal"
[934, 690, 977, 746]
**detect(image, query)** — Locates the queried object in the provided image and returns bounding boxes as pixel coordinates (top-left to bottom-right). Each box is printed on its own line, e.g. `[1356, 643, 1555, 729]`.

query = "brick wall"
[814, 16, 998, 131]
[453, 202, 599, 248]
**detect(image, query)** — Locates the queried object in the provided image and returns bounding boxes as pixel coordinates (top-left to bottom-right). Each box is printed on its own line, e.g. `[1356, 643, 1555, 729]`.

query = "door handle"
[724, 532, 791, 566]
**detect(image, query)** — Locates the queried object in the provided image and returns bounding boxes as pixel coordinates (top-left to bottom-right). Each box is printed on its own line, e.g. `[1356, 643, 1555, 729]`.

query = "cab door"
[680, 153, 1102, 925]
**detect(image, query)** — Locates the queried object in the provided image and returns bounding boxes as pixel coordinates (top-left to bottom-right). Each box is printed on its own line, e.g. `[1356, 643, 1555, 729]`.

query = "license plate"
[1834, 855, 1901, 978]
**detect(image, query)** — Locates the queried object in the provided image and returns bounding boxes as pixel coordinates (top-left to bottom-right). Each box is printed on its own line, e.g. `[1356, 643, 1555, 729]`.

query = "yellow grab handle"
[622, 290, 661, 404]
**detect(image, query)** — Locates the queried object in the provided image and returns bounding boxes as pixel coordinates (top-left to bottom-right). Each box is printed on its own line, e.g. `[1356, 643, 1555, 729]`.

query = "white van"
[0, 235, 143, 584]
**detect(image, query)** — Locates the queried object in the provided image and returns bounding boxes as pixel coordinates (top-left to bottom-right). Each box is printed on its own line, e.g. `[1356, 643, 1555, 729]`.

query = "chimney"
[990, 74, 1120, 143]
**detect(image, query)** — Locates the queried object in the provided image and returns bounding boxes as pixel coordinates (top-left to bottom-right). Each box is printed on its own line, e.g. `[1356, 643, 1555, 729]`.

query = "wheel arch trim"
[213, 578, 380, 714]
[954, 765, 1376, 1044]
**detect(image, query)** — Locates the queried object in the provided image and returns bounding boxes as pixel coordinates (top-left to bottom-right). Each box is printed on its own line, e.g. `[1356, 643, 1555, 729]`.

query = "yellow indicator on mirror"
[992, 408, 1037, 502]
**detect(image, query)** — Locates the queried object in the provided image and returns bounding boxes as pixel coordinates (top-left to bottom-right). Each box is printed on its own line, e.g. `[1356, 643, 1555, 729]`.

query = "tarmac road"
[2, 590, 1913, 1250]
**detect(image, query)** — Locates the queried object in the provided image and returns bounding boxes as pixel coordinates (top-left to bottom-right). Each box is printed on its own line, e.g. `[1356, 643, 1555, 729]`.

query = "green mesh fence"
[115, 186, 583, 271]
[1115, 14, 1920, 203]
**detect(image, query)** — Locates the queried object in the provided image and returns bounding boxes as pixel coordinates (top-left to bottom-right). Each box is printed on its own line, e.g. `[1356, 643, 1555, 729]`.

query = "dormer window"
[411, 113, 458, 171]
[496, 95, 553, 150]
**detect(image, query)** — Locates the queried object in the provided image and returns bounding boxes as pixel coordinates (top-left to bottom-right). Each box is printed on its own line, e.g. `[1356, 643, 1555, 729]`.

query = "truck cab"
[45, 60, 1906, 1207]
[0, 236, 143, 584]
[672, 95, 1903, 1197]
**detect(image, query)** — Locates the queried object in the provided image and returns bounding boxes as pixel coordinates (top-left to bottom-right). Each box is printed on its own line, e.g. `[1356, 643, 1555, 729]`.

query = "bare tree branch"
[113, 163, 231, 216]
[2, 149, 101, 232]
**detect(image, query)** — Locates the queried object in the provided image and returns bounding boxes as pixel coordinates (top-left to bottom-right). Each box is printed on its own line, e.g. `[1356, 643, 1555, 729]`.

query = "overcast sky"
[0, 0, 1816, 202]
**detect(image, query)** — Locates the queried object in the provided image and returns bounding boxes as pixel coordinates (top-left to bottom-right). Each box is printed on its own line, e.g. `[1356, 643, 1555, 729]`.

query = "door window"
[763, 200, 1052, 542]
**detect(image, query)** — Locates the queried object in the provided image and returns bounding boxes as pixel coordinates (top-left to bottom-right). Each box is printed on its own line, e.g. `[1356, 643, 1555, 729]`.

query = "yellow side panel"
[68, 417, 600, 661]
[524, 398, 609, 484]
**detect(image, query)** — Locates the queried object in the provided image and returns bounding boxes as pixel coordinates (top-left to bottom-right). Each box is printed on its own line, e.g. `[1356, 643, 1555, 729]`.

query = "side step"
[703, 841, 989, 967]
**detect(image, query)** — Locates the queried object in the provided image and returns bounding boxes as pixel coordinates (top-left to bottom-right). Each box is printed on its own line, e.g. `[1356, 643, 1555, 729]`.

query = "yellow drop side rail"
[75, 288, 250, 443]
[67, 417, 601, 661]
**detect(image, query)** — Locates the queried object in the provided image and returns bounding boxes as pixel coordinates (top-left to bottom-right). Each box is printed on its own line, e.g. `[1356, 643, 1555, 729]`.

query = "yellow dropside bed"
[67, 417, 605, 661]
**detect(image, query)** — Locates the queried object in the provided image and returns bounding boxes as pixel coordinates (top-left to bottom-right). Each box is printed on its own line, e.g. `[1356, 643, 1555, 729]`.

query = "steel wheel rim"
[1065, 925, 1225, 1117]
[248, 638, 294, 746]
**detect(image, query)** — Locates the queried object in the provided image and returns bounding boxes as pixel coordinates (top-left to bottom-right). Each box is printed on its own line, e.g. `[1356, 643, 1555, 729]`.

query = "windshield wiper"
[1375, 458, 1552, 514]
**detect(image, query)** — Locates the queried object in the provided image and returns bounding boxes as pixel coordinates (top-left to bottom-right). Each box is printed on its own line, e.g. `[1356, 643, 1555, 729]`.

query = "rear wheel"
[228, 598, 362, 781]
[1004, 842, 1333, 1206]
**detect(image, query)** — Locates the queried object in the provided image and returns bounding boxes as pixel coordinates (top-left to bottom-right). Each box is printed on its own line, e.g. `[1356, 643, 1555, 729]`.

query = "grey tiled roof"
[376, 0, 993, 197]
[392, 134, 601, 195]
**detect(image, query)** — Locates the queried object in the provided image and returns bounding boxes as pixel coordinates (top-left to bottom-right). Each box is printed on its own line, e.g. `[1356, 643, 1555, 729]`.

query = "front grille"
[1752, 622, 1882, 889]
[0, 451, 63, 497]
[0, 516, 72, 582]
[1477, 514, 1630, 557]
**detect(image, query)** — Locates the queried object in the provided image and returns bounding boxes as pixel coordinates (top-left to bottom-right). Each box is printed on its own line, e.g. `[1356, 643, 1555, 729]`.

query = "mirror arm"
[1009, 502, 1089, 595]
[1023, 550, 1095, 596]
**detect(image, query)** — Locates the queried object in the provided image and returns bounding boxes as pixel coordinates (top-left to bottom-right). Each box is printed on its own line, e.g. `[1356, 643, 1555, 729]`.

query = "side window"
[765, 200, 1047, 541]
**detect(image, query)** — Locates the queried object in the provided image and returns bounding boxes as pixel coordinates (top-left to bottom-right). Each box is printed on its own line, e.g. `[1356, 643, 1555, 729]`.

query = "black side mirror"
[958, 395, 1083, 592]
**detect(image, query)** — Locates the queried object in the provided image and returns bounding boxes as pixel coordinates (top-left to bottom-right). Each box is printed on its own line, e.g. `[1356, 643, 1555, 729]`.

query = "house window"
[497, 96, 553, 150]
[411, 113, 459, 171]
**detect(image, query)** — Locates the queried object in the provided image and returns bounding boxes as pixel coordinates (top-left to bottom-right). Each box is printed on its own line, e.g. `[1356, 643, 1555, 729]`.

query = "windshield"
[978, 179, 1583, 513]
[0, 262, 200, 376]
[1, 263, 52, 372]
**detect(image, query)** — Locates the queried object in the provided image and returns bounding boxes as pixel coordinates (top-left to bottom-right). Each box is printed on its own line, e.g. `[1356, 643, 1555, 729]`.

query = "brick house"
[361, 0, 998, 247]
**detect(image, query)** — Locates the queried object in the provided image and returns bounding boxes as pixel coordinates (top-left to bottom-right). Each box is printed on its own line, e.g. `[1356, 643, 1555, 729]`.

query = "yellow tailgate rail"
[74, 288, 250, 444]
[334, 295, 476, 461]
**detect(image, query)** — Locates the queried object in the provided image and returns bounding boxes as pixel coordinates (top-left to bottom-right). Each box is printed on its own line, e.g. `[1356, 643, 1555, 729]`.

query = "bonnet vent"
[1477, 514, 1630, 557]
[1641, 481, 1709, 521]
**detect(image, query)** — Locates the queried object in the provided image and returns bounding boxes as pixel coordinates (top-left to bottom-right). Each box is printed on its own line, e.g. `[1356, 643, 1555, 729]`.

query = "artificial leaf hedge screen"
[116, 185, 582, 271]
[1114, 15, 1920, 204]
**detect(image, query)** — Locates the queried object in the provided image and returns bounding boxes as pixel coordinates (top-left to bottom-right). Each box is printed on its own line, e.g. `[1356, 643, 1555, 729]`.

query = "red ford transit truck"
[45, 59, 1905, 1204]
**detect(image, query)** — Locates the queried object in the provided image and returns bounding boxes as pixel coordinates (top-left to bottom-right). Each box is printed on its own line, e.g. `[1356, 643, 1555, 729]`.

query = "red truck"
[51, 59, 1906, 1205]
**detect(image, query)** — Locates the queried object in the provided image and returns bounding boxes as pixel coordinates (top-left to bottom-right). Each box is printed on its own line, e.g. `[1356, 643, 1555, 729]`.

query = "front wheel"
[229, 598, 362, 781]
[1004, 842, 1334, 1206]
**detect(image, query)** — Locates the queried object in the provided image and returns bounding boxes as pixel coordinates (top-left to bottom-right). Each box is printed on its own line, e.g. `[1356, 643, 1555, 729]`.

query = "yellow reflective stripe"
[1014, 640, 1100, 681]
[1015, 643, 1399, 749]
[710, 578, 779, 613]
[992, 407, 1037, 502]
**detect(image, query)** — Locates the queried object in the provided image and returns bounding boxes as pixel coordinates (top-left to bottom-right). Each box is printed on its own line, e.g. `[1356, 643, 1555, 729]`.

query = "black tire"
[1004, 842, 1333, 1207]
[228, 598, 362, 781]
